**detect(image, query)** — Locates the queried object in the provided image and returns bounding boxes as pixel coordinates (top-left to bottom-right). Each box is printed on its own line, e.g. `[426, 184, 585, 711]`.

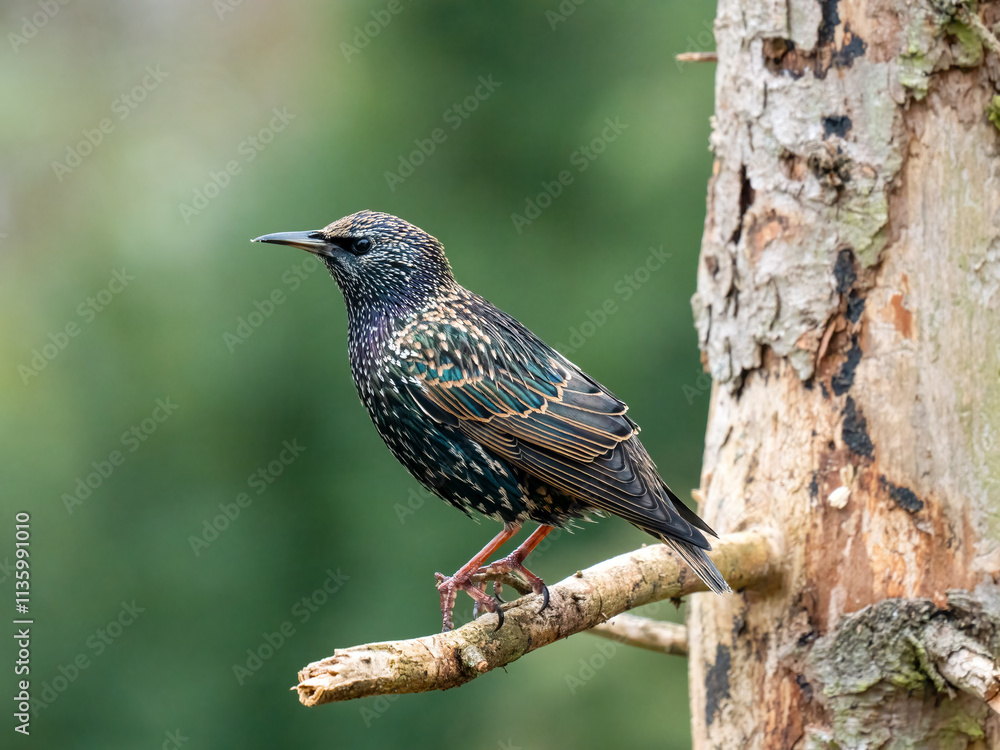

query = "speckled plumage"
[253, 210, 731, 625]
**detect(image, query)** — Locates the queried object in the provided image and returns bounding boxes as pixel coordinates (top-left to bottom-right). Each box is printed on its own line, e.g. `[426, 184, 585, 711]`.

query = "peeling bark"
[804, 587, 1000, 744]
[689, 0, 1000, 746]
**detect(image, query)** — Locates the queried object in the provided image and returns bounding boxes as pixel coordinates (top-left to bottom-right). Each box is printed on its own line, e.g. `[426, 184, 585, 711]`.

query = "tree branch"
[294, 529, 781, 706]
[589, 613, 688, 656]
[675, 51, 718, 63]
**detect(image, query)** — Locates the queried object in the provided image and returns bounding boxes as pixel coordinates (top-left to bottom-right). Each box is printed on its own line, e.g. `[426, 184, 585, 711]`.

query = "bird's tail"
[661, 536, 732, 594]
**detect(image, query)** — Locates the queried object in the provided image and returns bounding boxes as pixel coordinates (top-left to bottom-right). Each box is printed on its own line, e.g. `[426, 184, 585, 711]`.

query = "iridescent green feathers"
[390, 292, 725, 567]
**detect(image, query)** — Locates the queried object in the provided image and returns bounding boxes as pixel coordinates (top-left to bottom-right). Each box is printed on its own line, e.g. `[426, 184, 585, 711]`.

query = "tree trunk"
[688, 0, 1000, 746]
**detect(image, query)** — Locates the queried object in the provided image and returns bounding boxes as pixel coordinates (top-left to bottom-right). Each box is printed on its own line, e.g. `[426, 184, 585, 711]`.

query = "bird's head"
[253, 210, 455, 313]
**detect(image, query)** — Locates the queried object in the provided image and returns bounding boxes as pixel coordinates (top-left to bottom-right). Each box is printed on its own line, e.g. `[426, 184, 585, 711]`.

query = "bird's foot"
[432, 523, 551, 631]
[475, 553, 550, 614]
[435, 571, 504, 633]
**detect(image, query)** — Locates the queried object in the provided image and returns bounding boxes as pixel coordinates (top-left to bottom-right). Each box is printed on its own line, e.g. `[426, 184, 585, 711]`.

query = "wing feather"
[392, 306, 713, 549]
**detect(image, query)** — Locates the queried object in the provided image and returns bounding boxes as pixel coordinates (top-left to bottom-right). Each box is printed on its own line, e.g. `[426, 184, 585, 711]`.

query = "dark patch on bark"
[823, 114, 853, 138]
[731, 165, 755, 244]
[704, 253, 719, 278]
[831, 335, 862, 395]
[730, 357, 746, 402]
[833, 247, 857, 293]
[808, 144, 851, 189]
[809, 472, 819, 500]
[705, 643, 732, 726]
[779, 149, 804, 180]
[762, 38, 805, 79]
[797, 627, 817, 648]
[846, 292, 865, 323]
[754, 631, 771, 663]
[731, 608, 748, 639]
[818, 0, 840, 46]
[795, 673, 814, 702]
[879, 476, 924, 513]
[832, 29, 867, 68]
[842, 396, 874, 457]
[762, 17, 865, 80]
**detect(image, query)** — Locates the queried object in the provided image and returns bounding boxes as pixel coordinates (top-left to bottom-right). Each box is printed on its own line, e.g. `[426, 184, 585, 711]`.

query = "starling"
[253, 211, 731, 631]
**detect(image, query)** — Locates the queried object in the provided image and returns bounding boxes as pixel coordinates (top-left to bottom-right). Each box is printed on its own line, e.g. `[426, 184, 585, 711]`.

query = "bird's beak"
[251, 230, 334, 257]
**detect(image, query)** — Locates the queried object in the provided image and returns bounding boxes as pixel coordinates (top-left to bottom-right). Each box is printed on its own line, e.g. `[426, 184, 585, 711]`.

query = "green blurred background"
[1, 1, 717, 747]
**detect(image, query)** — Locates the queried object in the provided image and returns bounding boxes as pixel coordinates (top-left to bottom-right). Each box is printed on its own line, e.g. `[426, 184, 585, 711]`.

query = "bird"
[252, 210, 731, 631]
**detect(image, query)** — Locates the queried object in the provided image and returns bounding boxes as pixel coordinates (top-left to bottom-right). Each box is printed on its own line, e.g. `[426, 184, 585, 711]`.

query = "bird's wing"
[390, 309, 712, 548]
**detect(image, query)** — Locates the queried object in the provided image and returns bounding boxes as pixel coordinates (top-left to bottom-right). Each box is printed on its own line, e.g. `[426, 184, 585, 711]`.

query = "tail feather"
[663, 483, 718, 538]
[661, 536, 732, 594]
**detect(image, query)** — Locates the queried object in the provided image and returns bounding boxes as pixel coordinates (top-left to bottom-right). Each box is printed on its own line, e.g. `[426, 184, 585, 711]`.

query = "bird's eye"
[353, 238, 372, 255]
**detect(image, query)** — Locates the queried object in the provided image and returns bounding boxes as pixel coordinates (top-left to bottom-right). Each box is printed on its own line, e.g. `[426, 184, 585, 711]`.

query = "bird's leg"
[435, 522, 521, 632]
[470, 579, 494, 618]
[477, 524, 554, 612]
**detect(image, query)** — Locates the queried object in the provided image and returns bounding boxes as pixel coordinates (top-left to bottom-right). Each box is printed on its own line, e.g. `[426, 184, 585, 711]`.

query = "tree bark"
[689, 0, 1000, 746]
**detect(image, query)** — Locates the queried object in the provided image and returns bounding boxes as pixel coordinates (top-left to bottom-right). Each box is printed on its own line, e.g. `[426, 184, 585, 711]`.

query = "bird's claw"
[436, 571, 504, 632]
[539, 584, 550, 613]
[474, 554, 549, 617]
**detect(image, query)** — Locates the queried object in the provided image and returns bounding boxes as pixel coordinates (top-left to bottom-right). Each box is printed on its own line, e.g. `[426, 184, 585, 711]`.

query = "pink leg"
[478, 525, 554, 610]
[435, 522, 521, 632]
